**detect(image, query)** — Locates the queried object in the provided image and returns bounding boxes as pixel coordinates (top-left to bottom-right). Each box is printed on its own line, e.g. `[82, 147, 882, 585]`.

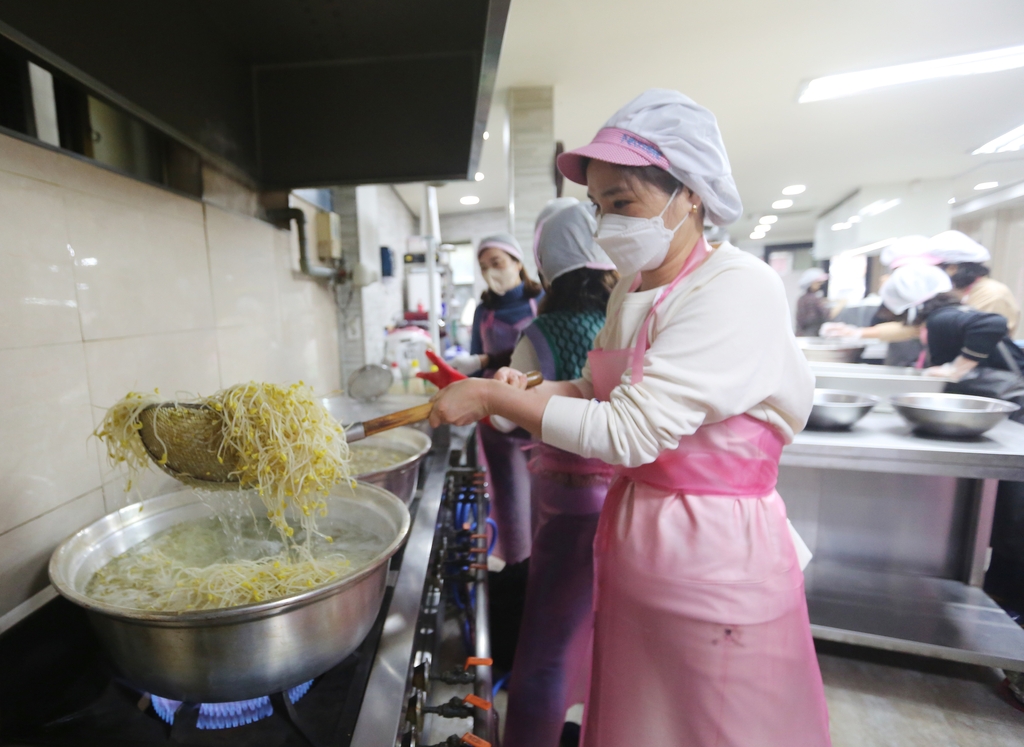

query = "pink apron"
[476, 298, 538, 564]
[581, 239, 831, 747]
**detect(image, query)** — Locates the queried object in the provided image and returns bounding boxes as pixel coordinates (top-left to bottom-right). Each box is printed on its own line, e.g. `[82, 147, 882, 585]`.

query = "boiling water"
[85, 497, 389, 612]
[350, 445, 409, 475]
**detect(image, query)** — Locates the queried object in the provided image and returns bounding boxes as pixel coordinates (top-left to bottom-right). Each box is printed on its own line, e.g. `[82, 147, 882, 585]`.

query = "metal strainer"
[347, 364, 393, 402]
[136, 371, 544, 488]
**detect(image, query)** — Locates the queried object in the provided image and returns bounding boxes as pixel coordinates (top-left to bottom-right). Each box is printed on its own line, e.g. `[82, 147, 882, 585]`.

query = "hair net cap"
[879, 235, 938, 269]
[880, 264, 953, 320]
[478, 232, 524, 262]
[799, 268, 829, 291]
[556, 89, 743, 226]
[536, 203, 616, 284]
[927, 230, 991, 264]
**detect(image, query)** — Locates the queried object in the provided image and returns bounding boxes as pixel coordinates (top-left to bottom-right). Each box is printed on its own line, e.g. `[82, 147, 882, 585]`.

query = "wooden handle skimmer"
[137, 371, 544, 486]
[344, 370, 544, 443]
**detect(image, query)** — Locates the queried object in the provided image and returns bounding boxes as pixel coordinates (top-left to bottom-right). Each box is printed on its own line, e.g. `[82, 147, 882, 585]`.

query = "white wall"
[0, 133, 340, 624]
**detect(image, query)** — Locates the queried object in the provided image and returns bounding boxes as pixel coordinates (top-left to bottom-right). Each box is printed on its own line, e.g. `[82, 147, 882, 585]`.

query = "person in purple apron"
[428, 90, 830, 746]
[450, 233, 542, 565]
[496, 203, 617, 747]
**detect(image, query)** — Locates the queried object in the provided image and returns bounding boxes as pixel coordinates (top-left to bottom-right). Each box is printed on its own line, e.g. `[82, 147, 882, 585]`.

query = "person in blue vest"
[450, 234, 542, 565]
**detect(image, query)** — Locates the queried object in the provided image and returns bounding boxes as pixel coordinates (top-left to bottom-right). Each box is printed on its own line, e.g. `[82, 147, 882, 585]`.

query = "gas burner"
[149, 680, 314, 729]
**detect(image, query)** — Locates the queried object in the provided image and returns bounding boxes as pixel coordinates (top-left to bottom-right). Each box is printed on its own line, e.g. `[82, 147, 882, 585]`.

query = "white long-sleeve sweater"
[541, 242, 814, 468]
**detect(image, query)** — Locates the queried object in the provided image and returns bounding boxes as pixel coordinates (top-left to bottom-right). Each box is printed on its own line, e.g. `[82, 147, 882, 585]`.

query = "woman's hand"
[429, 378, 493, 427]
[493, 367, 530, 389]
[924, 356, 978, 382]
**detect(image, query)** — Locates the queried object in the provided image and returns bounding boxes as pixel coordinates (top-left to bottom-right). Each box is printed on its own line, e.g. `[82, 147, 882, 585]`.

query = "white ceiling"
[397, 0, 1024, 246]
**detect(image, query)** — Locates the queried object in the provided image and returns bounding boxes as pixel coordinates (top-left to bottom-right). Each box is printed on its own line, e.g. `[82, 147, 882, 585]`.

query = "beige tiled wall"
[0, 134, 340, 620]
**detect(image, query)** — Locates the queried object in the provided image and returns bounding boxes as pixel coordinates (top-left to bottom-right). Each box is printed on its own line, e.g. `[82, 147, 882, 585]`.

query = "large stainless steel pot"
[49, 483, 410, 703]
[350, 426, 432, 505]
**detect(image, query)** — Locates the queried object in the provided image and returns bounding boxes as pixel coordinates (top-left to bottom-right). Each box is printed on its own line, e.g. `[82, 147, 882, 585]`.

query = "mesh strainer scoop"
[137, 371, 543, 488]
[347, 364, 393, 402]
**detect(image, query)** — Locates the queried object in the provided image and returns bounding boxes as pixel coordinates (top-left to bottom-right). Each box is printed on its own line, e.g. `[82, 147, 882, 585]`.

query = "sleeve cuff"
[541, 395, 592, 454]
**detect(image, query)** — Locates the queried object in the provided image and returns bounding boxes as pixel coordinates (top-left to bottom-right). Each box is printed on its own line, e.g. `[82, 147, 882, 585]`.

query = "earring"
[691, 204, 699, 212]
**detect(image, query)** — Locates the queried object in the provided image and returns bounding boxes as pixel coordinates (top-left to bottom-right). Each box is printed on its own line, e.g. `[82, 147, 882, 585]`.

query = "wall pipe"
[267, 207, 338, 280]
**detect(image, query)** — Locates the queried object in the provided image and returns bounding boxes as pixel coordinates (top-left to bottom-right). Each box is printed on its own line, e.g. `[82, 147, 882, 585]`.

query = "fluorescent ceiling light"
[772, 199, 794, 210]
[948, 197, 956, 204]
[782, 185, 806, 195]
[474, 172, 485, 181]
[973, 122, 1024, 154]
[847, 215, 862, 224]
[859, 198, 901, 217]
[832, 222, 852, 231]
[460, 196, 480, 205]
[841, 237, 898, 257]
[759, 215, 778, 225]
[974, 181, 999, 190]
[798, 44, 1024, 103]
[482, 131, 489, 140]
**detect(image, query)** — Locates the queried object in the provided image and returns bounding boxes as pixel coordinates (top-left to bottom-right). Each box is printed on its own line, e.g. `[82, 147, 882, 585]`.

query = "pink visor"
[556, 128, 671, 185]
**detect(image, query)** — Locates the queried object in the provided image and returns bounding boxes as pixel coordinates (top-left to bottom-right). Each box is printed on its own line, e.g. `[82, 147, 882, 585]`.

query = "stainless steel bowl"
[797, 337, 868, 363]
[49, 483, 410, 702]
[890, 393, 1020, 438]
[806, 389, 879, 430]
[350, 426, 432, 505]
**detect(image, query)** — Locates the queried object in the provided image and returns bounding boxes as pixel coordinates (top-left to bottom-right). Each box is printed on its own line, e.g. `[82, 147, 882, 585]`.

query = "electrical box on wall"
[315, 211, 342, 261]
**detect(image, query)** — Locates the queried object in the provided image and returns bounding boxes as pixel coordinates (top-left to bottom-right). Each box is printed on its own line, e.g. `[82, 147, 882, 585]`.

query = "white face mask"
[594, 189, 689, 276]
[483, 264, 521, 296]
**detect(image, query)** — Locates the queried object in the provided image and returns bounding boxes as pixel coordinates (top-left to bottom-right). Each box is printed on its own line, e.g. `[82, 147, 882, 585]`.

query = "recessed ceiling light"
[474, 172, 485, 181]
[758, 223, 772, 231]
[948, 197, 956, 204]
[974, 181, 999, 190]
[772, 199, 794, 210]
[460, 196, 480, 205]
[798, 44, 1024, 103]
[973, 122, 1024, 154]
[847, 215, 862, 224]
[759, 215, 778, 225]
[749, 231, 765, 240]
[782, 185, 806, 195]
[832, 222, 852, 231]
[482, 131, 490, 140]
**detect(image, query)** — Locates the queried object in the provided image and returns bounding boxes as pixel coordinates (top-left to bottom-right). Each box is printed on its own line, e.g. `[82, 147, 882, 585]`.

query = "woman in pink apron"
[450, 233, 542, 565]
[499, 202, 617, 747]
[429, 90, 831, 746]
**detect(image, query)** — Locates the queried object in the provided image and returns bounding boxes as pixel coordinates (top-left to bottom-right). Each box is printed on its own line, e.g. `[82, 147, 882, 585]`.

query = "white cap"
[880, 264, 953, 321]
[879, 235, 938, 269]
[927, 230, 991, 264]
[799, 267, 829, 291]
[557, 89, 743, 225]
[478, 232, 524, 263]
[536, 204, 616, 284]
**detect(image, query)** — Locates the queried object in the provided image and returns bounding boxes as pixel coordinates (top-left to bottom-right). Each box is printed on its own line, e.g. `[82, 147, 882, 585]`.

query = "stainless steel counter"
[350, 425, 459, 747]
[781, 414, 1024, 669]
[784, 411, 1024, 479]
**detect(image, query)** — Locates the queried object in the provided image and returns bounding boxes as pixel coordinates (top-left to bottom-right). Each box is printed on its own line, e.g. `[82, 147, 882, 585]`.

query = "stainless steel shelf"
[784, 412, 1024, 479]
[806, 561, 1024, 670]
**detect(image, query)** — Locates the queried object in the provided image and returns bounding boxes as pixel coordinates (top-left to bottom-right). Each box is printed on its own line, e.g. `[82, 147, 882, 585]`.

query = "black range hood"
[0, 0, 509, 188]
